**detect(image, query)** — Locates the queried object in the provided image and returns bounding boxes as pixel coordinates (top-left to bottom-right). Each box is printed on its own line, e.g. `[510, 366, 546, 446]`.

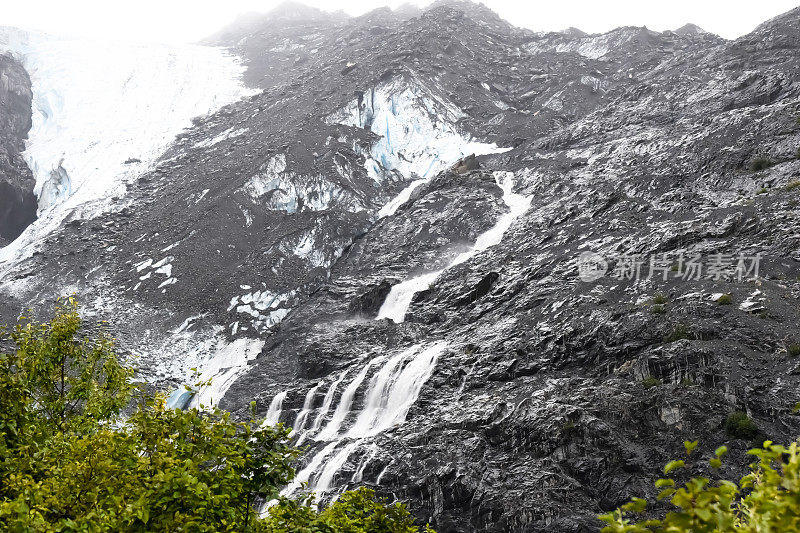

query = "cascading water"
[376, 171, 532, 323]
[314, 357, 385, 441]
[303, 371, 350, 438]
[264, 390, 287, 425]
[266, 341, 447, 507]
[292, 381, 324, 436]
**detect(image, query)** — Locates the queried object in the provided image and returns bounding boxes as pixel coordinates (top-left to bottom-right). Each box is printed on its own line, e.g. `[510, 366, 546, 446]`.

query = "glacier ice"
[190, 337, 265, 408]
[327, 77, 511, 217]
[240, 153, 363, 214]
[0, 28, 253, 265]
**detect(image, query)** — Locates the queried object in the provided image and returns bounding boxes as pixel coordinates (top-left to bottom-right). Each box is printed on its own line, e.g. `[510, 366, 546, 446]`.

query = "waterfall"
[298, 370, 351, 445]
[315, 357, 385, 441]
[314, 442, 361, 495]
[275, 341, 447, 505]
[374, 271, 442, 323]
[376, 171, 531, 323]
[378, 178, 427, 217]
[264, 390, 287, 426]
[292, 381, 324, 435]
[345, 342, 443, 438]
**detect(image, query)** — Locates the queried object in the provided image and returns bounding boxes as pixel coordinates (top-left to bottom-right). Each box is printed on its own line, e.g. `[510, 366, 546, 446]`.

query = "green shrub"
[757, 187, 768, 195]
[560, 420, 578, 437]
[717, 294, 733, 305]
[750, 157, 773, 172]
[788, 343, 800, 357]
[652, 293, 667, 305]
[651, 304, 667, 315]
[787, 180, 800, 191]
[663, 324, 693, 343]
[600, 440, 800, 532]
[641, 376, 662, 389]
[0, 299, 432, 532]
[725, 411, 759, 440]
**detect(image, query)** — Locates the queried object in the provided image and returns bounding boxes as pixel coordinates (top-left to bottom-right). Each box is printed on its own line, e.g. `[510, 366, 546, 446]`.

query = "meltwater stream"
[376, 171, 532, 323]
[262, 341, 447, 509]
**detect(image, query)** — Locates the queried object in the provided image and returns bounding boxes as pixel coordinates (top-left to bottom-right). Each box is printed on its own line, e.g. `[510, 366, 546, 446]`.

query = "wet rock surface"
[0, 53, 35, 245]
[2, 2, 800, 531]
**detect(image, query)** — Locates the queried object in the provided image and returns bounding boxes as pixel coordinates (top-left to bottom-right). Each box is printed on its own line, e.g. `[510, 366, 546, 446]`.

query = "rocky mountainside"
[1, 2, 800, 531]
[0, 53, 35, 246]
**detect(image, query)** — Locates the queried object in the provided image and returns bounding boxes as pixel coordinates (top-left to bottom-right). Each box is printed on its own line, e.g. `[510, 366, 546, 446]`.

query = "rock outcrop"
[0, 53, 35, 245]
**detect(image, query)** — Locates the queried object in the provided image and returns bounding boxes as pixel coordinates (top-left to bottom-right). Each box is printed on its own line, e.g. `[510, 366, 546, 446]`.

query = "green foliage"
[651, 294, 667, 314]
[663, 324, 693, 343]
[756, 187, 768, 195]
[262, 488, 432, 533]
[0, 296, 133, 456]
[561, 420, 578, 437]
[641, 377, 662, 389]
[724, 411, 759, 440]
[788, 343, 800, 357]
[0, 300, 432, 532]
[717, 294, 733, 305]
[749, 157, 773, 172]
[599, 440, 800, 532]
[787, 180, 800, 191]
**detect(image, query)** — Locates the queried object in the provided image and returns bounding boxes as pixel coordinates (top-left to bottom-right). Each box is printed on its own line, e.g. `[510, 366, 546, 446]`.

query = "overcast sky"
[2, 0, 798, 44]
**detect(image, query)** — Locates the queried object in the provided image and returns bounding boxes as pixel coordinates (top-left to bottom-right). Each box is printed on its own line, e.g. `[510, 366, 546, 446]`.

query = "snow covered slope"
[0, 27, 253, 264]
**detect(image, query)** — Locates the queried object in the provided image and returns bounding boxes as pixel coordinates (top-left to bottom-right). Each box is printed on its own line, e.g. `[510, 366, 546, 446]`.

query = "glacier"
[0, 27, 253, 266]
[327, 77, 511, 217]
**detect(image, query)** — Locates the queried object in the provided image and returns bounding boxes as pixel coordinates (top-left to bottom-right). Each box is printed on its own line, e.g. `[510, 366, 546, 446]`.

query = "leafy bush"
[0, 299, 432, 532]
[264, 488, 431, 532]
[749, 157, 773, 172]
[717, 294, 733, 305]
[663, 324, 693, 343]
[641, 376, 662, 389]
[724, 411, 759, 440]
[650, 294, 667, 314]
[787, 343, 800, 357]
[600, 440, 800, 532]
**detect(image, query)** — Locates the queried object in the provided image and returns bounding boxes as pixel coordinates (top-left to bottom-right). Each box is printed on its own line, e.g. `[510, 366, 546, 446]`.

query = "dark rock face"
[3, 2, 800, 532]
[453, 154, 480, 174]
[0, 53, 35, 245]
